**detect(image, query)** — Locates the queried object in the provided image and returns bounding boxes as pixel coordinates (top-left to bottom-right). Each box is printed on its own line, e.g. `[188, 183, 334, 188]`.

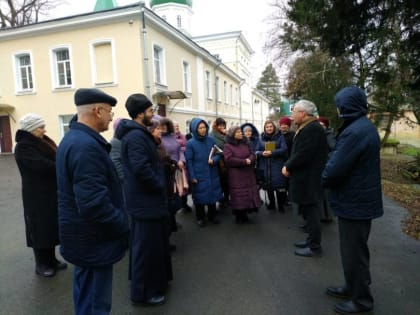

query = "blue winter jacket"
[116, 119, 169, 220]
[322, 86, 384, 220]
[185, 118, 222, 205]
[255, 129, 288, 190]
[56, 120, 129, 267]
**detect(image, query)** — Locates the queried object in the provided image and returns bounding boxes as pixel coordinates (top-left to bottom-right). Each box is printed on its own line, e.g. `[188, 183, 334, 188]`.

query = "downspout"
[238, 79, 245, 124]
[140, 2, 151, 98]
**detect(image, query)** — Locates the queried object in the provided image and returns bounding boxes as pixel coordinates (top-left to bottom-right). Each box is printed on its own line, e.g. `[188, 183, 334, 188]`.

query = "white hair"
[294, 100, 318, 116]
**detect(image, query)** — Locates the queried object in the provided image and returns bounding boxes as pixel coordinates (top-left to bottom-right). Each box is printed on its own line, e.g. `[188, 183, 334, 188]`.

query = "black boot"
[266, 190, 276, 210]
[33, 248, 56, 277]
[47, 248, 68, 271]
[276, 191, 287, 213]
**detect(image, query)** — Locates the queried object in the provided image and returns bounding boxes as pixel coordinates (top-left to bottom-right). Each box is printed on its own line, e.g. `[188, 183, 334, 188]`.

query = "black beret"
[74, 88, 117, 106]
[125, 93, 153, 119]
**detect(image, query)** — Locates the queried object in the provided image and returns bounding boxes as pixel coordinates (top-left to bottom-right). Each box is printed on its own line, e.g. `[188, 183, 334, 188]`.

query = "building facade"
[0, 1, 269, 152]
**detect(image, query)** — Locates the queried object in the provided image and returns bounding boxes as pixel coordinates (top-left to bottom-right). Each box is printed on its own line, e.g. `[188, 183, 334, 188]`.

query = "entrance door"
[0, 116, 13, 153]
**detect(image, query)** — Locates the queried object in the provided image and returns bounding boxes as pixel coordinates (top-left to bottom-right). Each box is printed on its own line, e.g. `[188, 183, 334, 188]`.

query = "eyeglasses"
[98, 106, 114, 116]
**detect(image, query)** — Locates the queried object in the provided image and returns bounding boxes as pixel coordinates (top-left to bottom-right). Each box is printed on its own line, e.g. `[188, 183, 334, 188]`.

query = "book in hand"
[265, 141, 276, 151]
[208, 145, 223, 159]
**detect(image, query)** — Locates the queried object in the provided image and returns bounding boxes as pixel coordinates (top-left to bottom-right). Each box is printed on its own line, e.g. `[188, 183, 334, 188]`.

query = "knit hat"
[19, 113, 45, 132]
[279, 117, 292, 127]
[74, 88, 117, 106]
[317, 117, 330, 128]
[125, 93, 153, 119]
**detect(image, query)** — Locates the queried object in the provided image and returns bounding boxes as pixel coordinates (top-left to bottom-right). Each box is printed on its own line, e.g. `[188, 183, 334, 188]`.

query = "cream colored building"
[0, 1, 269, 153]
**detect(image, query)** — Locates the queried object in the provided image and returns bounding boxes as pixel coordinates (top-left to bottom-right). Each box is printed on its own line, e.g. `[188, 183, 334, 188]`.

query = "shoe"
[294, 241, 308, 248]
[54, 259, 68, 270]
[326, 286, 351, 299]
[183, 205, 192, 213]
[35, 265, 56, 277]
[278, 205, 285, 213]
[197, 220, 206, 227]
[209, 218, 220, 224]
[294, 247, 322, 257]
[131, 295, 166, 306]
[334, 300, 372, 314]
[266, 203, 275, 210]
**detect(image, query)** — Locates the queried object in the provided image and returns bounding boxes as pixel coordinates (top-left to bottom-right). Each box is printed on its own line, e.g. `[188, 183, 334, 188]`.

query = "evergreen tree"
[256, 63, 284, 116]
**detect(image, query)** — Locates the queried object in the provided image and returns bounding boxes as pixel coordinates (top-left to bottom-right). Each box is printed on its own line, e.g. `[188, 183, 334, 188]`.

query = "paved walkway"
[0, 154, 419, 315]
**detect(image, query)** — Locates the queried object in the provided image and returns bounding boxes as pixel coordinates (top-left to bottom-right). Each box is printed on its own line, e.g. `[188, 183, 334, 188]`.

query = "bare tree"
[0, 0, 63, 28]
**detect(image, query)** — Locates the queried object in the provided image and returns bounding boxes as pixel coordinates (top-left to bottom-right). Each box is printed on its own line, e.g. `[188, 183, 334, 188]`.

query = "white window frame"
[58, 114, 74, 138]
[230, 84, 233, 105]
[12, 51, 35, 94]
[205, 70, 212, 99]
[50, 45, 73, 89]
[182, 60, 191, 93]
[89, 39, 118, 87]
[152, 44, 167, 86]
[177, 15, 182, 28]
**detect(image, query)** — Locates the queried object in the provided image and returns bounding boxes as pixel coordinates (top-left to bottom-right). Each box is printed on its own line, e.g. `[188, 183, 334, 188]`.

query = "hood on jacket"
[190, 118, 209, 140]
[334, 86, 368, 121]
[240, 123, 259, 139]
[115, 118, 147, 140]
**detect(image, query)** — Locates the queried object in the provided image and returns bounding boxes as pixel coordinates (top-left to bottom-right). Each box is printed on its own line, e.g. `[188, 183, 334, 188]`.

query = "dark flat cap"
[74, 88, 117, 106]
[125, 93, 153, 119]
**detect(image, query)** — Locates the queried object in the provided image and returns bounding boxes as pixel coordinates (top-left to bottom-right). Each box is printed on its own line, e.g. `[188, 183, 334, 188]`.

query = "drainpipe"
[140, 2, 151, 98]
[238, 79, 245, 124]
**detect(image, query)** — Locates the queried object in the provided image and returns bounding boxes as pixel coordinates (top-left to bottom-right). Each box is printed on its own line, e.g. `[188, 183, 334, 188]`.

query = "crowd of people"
[13, 86, 383, 315]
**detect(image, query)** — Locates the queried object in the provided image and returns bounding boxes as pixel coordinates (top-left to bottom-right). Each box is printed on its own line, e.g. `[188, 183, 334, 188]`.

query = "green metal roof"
[94, 0, 118, 12]
[150, 0, 192, 8]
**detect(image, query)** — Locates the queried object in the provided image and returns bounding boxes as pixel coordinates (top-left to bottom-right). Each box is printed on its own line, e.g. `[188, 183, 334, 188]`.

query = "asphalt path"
[0, 154, 419, 315]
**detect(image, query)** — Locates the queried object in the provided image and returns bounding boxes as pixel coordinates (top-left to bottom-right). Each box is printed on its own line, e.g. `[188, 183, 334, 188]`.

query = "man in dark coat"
[56, 88, 129, 315]
[116, 93, 172, 306]
[322, 86, 383, 314]
[282, 100, 328, 257]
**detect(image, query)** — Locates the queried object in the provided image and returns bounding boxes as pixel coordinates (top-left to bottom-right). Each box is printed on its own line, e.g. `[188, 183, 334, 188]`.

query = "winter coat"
[224, 134, 261, 211]
[109, 137, 124, 181]
[14, 131, 59, 248]
[281, 130, 295, 158]
[240, 123, 261, 153]
[255, 130, 288, 190]
[185, 118, 222, 205]
[322, 86, 383, 220]
[285, 119, 329, 204]
[116, 119, 169, 220]
[56, 120, 129, 267]
[325, 128, 336, 152]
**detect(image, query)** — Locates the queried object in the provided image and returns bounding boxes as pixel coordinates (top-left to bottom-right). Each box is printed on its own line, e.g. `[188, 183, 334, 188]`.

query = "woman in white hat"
[14, 113, 67, 277]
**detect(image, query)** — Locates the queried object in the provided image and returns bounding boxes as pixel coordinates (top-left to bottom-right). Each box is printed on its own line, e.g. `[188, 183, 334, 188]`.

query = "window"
[14, 52, 34, 92]
[177, 15, 182, 28]
[230, 84, 233, 105]
[235, 87, 239, 106]
[51, 47, 72, 88]
[205, 70, 211, 99]
[223, 81, 227, 104]
[182, 61, 191, 92]
[215, 76, 220, 102]
[59, 115, 74, 137]
[91, 41, 116, 85]
[153, 45, 166, 85]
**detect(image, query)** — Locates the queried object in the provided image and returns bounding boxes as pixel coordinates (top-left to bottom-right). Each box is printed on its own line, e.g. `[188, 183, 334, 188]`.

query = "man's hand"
[282, 166, 290, 177]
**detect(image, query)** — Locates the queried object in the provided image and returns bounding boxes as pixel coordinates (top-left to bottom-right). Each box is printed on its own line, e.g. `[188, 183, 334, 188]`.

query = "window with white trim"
[230, 84, 233, 105]
[52, 47, 72, 88]
[177, 15, 182, 28]
[59, 114, 74, 137]
[14, 52, 33, 92]
[153, 45, 166, 85]
[182, 61, 191, 93]
[91, 41, 115, 85]
[205, 70, 211, 99]
[235, 87, 239, 106]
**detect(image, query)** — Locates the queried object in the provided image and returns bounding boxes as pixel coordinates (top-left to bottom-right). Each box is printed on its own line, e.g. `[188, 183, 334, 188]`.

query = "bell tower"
[150, 0, 193, 36]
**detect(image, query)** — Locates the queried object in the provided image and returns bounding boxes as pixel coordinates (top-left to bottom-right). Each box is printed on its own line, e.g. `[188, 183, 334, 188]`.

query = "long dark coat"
[224, 134, 261, 211]
[285, 119, 328, 205]
[255, 130, 288, 190]
[14, 130, 59, 248]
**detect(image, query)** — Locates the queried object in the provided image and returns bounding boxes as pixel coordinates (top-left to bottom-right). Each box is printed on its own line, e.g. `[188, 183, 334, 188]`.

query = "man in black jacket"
[282, 100, 328, 257]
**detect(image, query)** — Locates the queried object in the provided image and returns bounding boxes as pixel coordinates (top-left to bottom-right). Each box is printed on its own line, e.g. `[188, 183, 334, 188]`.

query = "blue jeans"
[73, 265, 113, 315]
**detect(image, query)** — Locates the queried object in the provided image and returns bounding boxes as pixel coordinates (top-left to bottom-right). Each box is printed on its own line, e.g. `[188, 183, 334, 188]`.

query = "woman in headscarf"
[14, 113, 67, 277]
[224, 126, 261, 223]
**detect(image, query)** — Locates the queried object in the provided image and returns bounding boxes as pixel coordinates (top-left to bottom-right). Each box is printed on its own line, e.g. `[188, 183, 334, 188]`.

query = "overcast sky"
[51, 0, 275, 81]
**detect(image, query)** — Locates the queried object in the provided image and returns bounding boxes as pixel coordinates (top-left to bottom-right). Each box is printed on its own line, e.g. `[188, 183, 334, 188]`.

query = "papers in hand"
[209, 144, 223, 159]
